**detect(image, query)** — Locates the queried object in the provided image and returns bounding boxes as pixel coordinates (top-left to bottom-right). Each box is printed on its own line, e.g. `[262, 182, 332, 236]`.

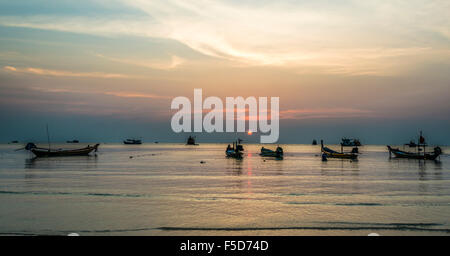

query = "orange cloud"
[280, 108, 373, 120]
[104, 92, 170, 99]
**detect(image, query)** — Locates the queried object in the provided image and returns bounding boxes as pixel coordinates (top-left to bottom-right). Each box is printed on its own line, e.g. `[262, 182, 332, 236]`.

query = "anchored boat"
[341, 138, 362, 147]
[226, 140, 243, 159]
[22, 142, 99, 157]
[123, 139, 142, 145]
[387, 131, 442, 160]
[186, 136, 198, 145]
[321, 140, 358, 160]
[260, 146, 284, 158]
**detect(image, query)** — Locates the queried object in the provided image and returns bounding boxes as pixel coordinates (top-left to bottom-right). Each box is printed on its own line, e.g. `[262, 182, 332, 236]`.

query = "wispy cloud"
[3, 65, 131, 78]
[1, 1, 449, 75]
[280, 108, 374, 120]
[95, 53, 185, 70]
[104, 91, 170, 99]
[29, 86, 170, 100]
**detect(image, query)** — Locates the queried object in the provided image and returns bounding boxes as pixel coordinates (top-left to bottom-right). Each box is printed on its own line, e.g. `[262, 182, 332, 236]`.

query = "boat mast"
[46, 124, 51, 151]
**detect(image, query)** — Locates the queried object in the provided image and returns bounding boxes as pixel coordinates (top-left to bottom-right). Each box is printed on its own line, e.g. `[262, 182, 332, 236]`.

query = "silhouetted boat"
[9, 140, 19, 144]
[22, 142, 99, 157]
[260, 146, 283, 158]
[312, 140, 317, 145]
[236, 138, 244, 151]
[321, 140, 358, 160]
[123, 139, 142, 145]
[226, 140, 243, 158]
[387, 146, 441, 160]
[341, 138, 362, 147]
[388, 131, 442, 160]
[186, 136, 198, 145]
[66, 140, 79, 143]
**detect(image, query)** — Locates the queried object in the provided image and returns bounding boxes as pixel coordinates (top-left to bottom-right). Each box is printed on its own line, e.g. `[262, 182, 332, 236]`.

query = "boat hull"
[260, 148, 283, 158]
[322, 151, 358, 159]
[31, 144, 99, 157]
[123, 140, 142, 145]
[260, 152, 283, 157]
[226, 150, 243, 159]
[387, 146, 440, 160]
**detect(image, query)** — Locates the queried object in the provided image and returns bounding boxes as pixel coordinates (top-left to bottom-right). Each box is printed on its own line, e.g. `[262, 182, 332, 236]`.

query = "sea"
[0, 143, 449, 236]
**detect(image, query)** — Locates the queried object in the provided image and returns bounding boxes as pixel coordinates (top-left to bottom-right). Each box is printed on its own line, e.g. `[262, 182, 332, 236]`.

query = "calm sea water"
[0, 143, 449, 236]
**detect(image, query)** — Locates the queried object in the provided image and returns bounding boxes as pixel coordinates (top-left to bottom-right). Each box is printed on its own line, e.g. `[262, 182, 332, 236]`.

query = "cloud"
[280, 108, 374, 120]
[0, 1, 449, 75]
[95, 53, 185, 70]
[104, 92, 170, 99]
[29, 86, 170, 100]
[3, 65, 132, 78]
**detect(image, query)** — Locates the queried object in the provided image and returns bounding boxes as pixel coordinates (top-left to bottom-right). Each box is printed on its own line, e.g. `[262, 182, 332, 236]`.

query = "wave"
[157, 225, 450, 233]
[2, 222, 448, 236]
[0, 190, 145, 198]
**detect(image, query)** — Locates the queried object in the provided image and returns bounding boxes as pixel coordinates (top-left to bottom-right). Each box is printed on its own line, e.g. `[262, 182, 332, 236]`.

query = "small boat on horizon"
[226, 140, 243, 159]
[312, 139, 317, 145]
[321, 140, 358, 160]
[260, 146, 284, 158]
[123, 139, 142, 145]
[341, 138, 362, 147]
[186, 136, 198, 145]
[66, 140, 79, 143]
[387, 131, 442, 160]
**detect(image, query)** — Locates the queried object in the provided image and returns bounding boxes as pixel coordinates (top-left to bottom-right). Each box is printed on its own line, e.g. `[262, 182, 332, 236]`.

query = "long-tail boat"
[341, 138, 362, 147]
[321, 140, 358, 160]
[226, 140, 243, 159]
[260, 146, 284, 158]
[186, 136, 198, 145]
[123, 138, 142, 145]
[387, 131, 442, 160]
[22, 142, 99, 157]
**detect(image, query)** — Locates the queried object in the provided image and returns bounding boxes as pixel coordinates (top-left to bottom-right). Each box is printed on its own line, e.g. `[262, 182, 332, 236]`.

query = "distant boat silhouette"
[66, 140, 79, 143]
[226, 140, 243, 158]
[341, 138, 362, 147]
[186, 136, 198, 145]
[123, 139, 142, 145]
[312, 139, 317, 145]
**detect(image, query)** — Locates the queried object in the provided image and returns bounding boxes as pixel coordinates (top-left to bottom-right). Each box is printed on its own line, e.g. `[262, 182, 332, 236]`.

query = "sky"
[0, 0, 449, 144]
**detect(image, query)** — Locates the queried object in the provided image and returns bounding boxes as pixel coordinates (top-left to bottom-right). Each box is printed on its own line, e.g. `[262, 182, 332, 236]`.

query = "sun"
[247, 131, 253, 135]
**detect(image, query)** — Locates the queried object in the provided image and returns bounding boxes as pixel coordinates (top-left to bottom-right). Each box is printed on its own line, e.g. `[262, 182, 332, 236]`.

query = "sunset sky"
[0, 0, 449, 144]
